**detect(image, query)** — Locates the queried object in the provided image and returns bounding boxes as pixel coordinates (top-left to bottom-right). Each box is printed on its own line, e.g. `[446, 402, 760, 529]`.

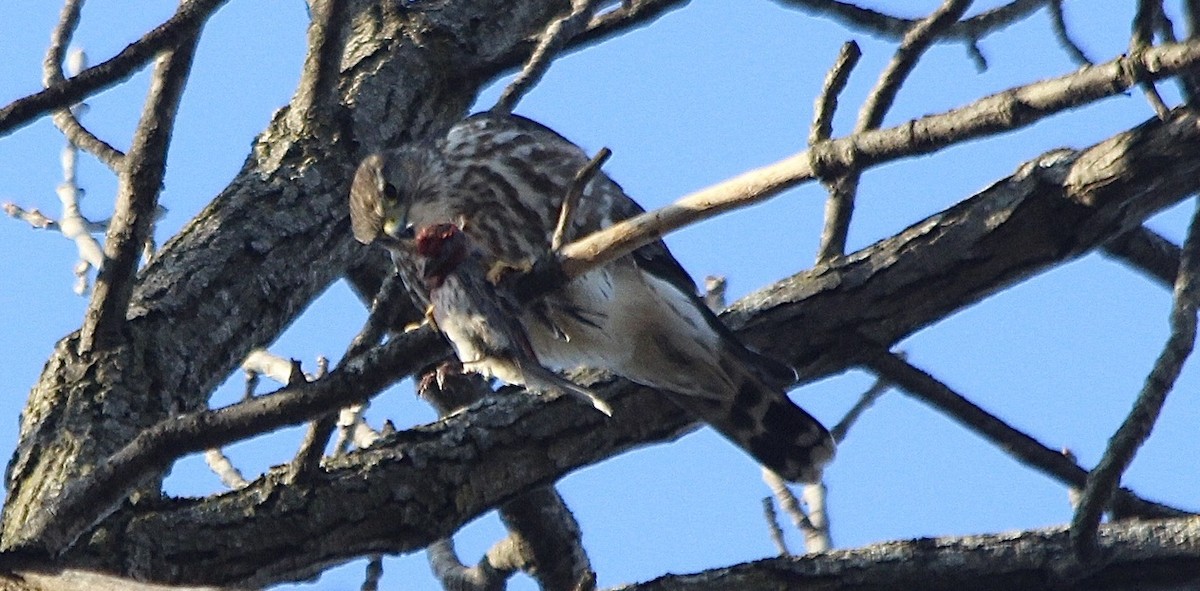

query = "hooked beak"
[375, 204, 414, 249]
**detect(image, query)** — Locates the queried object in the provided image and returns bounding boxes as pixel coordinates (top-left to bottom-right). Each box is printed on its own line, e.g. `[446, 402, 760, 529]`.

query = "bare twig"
[0, 0, 229, 138]
[1130, 0, 1173, 119]
[80, 19, 204, 352]
[863, 349, 1187, 521]
[830, 372, 892, 443]
[419, 350, 596, 590]
[762, 496, 791, 555]
[801, 482, 831, 552]
[808, 41, 861, 147]
[1048, 0, 1094, 65]
[2, 203, 57, 229]
[1070, 196, 1200, 562]
[289, 357, 335, 480]
[494, 0, 605, 114]
[428, 537, 518, 591]
[203, 448, 249, 489]
[763, 469, 830, 553]
[552, 147, 611, 251]
[575, 0, 687, 48]
[43, 3, 125, 169]
[816, 0, 973, 264]
[555, 40, 1200, 279]
[774, 0, 1047, 42]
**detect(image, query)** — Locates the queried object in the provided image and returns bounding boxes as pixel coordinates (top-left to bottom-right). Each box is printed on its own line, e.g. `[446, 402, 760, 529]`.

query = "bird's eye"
[382, 182, 400, 203]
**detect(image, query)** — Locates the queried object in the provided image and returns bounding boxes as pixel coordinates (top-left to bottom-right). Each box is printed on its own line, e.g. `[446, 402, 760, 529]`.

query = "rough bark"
[1, 0, 577, 552]
[626, 517, 1200, 591]
[4, 1, 1200, 589]
[14, 108, 1194, 588]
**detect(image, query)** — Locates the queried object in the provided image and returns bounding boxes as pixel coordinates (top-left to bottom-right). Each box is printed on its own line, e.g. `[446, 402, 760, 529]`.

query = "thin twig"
[43, 3, 126, 169]
[555, 40, 1200, 280]
[493, 0, 604, 114]
[702, 275, 727, 312]
[761, 497, 791, 555]
[808, 41, 861, 147]
[428, 537, 519, 591]
[574, 0, 687, 48]
[1070, 196, 1200, 562]
[0, 0, 229, 138]
[774, 0, 1046, 42]
[801, 482, 831, 552]
[552, 147, 611, 251]
[863, 349, 1188, 521]
[762, 469, 829, 553]
[203, 448, 249, 489]
[1048, 0, 1094, 65]
[288, 357, 334, 480]
[79, 19, 204, 352]
[816, 0, 973, 264]
[830, 371, 892, 443]
[1131, 0, 1173, 119]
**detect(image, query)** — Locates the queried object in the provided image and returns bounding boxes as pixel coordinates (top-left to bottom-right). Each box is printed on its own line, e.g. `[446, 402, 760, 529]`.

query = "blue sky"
[1, 1, 1197, 589]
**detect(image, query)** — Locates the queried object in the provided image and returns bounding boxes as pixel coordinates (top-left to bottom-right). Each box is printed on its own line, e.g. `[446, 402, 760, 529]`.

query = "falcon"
[349, 113, 834, 482]
[413, 221, 613, 416]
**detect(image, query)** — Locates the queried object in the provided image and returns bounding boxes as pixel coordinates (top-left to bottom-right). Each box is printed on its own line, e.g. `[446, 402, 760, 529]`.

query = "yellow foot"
[486, 258, 534, 285]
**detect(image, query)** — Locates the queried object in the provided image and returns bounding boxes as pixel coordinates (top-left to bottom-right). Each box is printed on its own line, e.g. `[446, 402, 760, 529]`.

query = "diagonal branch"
[1102, 226, 1180, 287]
[79, 17, 204, 353]
[1070, 195, 1200, 561]
[816, 0, 973, 263]
[863, 350, 1184, 521]
[42, 110, 1200, 586]
[557, 40, 1200, 279]
[0, 0, 229, 138]
[774, 0, 1048, 42]
[493, 0, 605, 114]
[42, 1, 125, 170]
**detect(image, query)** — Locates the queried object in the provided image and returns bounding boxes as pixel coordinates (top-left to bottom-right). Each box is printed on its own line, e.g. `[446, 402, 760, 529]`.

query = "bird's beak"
[376, 204, 414, 249]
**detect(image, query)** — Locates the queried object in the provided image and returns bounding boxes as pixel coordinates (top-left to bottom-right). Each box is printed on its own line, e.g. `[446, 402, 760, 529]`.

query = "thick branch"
[43, 109, 1200, 587]
[0, 0, 589, 553]
[626, 518, 1200, 591]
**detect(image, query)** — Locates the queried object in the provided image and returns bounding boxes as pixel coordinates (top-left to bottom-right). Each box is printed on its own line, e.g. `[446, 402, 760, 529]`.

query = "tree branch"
[38, 110, 1200, 585]
[1102, 226, 1180, 288]
[1071, 196, 1200, 560]
[864, 350, 1184, 521]
[557, 40, 1200, 279]
[79, 20, 203, 353]
[773, 0, 1048, 42]
[0, 0, 230, 138]
[617, 518, 1200, 591]
[816, 0, 972, 263]
[43, 3, 126, 170]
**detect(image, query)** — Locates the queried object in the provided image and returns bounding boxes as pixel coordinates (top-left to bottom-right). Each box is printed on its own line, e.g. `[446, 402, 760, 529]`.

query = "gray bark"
[2, 1, 1199, 589]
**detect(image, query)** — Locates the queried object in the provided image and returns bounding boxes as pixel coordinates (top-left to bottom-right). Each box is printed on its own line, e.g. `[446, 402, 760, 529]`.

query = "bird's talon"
[486, 259, 534, 286]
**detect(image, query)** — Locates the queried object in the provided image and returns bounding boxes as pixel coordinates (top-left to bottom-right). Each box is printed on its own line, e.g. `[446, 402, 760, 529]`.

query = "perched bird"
[412, 222, 613, 416]
[350, 113, 834, 482]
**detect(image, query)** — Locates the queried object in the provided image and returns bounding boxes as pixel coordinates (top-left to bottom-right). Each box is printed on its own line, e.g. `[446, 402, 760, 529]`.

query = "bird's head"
[350, 149, 444, 249]
[414, 223, 470, 286]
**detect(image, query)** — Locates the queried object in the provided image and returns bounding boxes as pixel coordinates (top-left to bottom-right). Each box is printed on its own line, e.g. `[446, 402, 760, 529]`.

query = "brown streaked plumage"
[350, 113, 834, 482]
[414, 222, 612, 416]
